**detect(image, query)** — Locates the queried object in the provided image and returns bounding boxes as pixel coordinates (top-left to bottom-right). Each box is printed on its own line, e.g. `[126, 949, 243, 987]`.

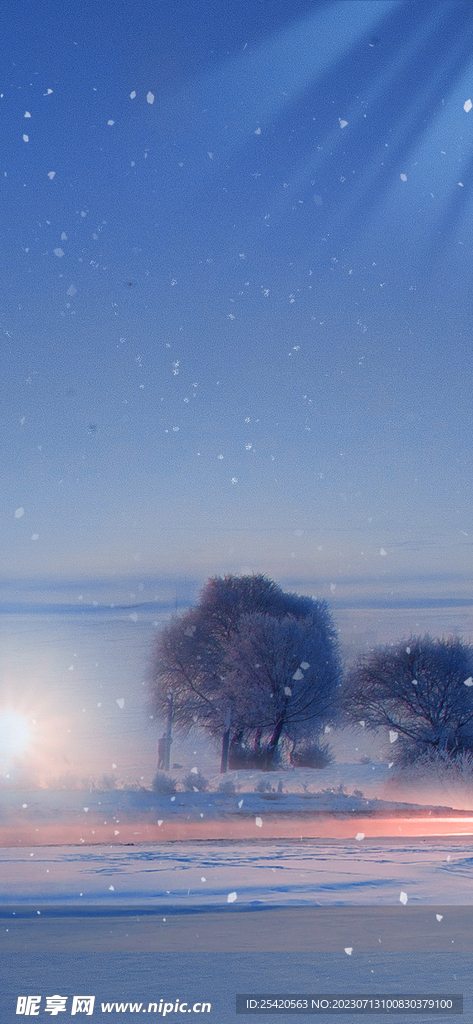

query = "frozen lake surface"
[2, 837, 473, 907]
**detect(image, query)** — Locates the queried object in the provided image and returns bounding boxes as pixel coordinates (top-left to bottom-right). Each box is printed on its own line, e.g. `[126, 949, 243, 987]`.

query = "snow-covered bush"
[290, 739, 333, 768]
[97, 773, 118, 790]
[183, 770, 208, 792]
[398, 747, 473, 782]
[151, 771, 177, 795]
[229, 737, 269, 770]
[255, 778, 275, 793]
[217, 777, 237, 795]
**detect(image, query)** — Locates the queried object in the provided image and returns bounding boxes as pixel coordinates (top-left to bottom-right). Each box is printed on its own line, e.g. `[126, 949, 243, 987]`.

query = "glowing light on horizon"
[0, 710, 31, 760]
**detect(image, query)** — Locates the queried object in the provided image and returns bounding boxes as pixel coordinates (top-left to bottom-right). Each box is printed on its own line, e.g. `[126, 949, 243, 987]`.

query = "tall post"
[164, 691, 173, 771]
[220, 707, 231, 774]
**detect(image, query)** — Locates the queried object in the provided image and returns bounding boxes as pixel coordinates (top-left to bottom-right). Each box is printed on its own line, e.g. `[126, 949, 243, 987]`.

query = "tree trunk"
[228, 729, 244, 770]
[263, 716, 285, 770]
[220, 709, 232, 774]
[253, 728, 263, 753]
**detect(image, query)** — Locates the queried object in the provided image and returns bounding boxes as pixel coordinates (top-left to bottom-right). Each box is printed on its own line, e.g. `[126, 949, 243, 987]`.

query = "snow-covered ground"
[2, 762, 472, 827]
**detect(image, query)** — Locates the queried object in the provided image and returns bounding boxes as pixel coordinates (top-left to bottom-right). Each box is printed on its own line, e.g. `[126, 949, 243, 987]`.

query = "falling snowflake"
[255, 817, 263, 828]
[147, 92, 155, 104]
[227, 892, 237, 903]
[399, 891, 408, 904]
[464, 99, 472, 112]
[14, 507, 25, 518]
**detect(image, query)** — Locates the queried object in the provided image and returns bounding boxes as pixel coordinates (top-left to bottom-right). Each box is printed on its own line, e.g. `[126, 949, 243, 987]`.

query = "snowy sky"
[3, 0, 473, 606]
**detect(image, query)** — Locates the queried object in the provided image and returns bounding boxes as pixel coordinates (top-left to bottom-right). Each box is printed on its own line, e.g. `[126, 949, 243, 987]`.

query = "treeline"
[149, 574, 473, 773]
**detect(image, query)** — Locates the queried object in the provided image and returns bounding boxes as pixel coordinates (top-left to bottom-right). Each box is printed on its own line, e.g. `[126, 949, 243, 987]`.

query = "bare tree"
[343, 634, 473, 766]
[151, 608, 225, 733]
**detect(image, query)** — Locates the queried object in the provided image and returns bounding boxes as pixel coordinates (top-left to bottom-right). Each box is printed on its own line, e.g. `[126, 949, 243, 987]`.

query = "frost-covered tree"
[343, 635, 473, 766]
[149, 574, 341, 768]
[223, 611, 340, 769]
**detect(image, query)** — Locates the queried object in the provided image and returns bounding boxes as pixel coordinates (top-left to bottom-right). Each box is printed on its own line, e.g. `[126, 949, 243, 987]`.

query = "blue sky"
[2, 0, 473, 606]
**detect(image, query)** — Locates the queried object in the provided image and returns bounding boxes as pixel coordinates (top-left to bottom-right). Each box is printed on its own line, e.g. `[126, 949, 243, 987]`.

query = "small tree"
[343, 635, 473, 766]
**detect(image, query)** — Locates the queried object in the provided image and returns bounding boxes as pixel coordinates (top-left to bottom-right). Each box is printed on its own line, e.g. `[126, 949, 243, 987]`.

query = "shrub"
[183, 770, 208, 792]
[255, 778, 275, 793]
[290, 740, 333, 769]
[398, 747, 473, 782]
[228, 739, 268, 770]
[98, 773, 118, 790]
[217, 777, 237, 795]
[151, 771, 177, 795]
